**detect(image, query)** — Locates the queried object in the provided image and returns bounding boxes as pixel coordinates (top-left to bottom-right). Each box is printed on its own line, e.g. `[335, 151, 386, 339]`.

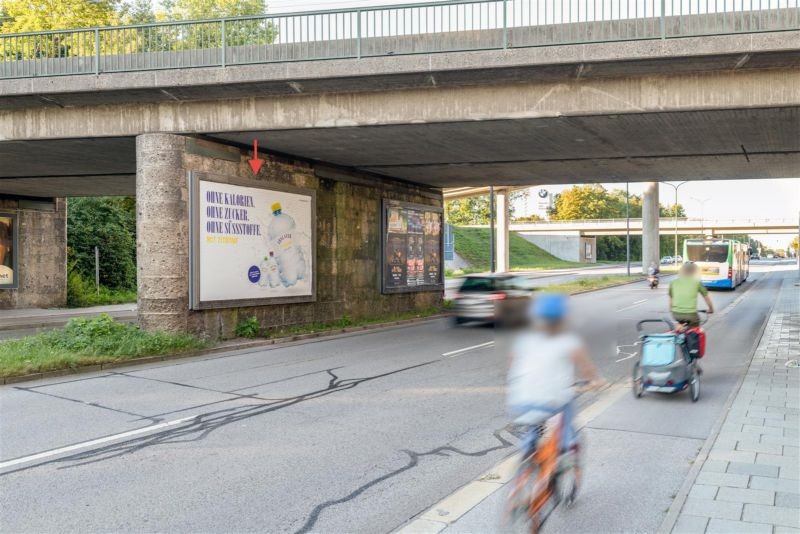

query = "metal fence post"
[502, 0, 509, 48]
[94, 28, 100, 74]
[660, 0, 666, 38]
[221, 19, 226, 68]
[95, 246, 100, 295]
[356, 9, 362, 59]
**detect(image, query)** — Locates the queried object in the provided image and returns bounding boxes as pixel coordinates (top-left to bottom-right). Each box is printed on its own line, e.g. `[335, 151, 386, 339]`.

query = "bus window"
[686, 244, 729, 263]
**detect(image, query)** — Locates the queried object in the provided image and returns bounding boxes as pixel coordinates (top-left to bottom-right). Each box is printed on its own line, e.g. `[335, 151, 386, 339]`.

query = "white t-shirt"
[506, 331, 581, 424]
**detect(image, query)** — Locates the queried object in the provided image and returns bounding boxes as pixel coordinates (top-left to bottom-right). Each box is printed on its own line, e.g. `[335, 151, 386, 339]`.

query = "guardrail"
[1, 0, 798, 79]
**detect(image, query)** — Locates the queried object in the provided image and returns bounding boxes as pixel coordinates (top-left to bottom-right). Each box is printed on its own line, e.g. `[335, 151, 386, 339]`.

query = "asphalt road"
[0, 263, 788, 533]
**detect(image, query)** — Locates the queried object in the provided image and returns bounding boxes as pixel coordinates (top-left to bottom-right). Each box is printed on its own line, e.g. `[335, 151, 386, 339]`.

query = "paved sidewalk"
[673, 277, 800, 534]
[0, 303, 136, 339]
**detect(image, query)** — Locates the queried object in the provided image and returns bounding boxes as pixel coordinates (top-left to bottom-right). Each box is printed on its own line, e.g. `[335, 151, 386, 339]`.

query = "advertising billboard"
[0, 214, 17, 289]
[382, 200, 443, 294]
[189, 173, 316, 309]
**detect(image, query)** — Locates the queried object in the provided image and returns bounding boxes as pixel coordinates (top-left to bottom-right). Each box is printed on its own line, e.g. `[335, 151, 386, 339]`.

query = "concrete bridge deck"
[507, 217, 799, 236]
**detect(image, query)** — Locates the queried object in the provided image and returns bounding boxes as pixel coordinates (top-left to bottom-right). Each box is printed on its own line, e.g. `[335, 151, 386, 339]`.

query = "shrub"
[68, 197, 137, 291]
[67, 267, 137, 308]
[235, 315, 261, 338]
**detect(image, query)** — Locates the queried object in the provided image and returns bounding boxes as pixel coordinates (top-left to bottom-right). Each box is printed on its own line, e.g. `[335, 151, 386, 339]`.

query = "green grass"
[452, 227, 581, 272]
[0, 314, 206, 378]
[541, 274, 644, 295]
[67, 270, 137, 308]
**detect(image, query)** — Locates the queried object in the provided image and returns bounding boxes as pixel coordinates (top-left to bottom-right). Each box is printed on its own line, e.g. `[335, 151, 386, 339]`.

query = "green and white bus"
[683, 238, 749, 289]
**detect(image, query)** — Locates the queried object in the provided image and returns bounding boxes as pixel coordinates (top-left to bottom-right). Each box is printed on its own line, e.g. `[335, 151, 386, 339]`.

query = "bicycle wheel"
[504, 455, 541, 533]
[632, 362, 644, 398]
[690, 374, 700, 402]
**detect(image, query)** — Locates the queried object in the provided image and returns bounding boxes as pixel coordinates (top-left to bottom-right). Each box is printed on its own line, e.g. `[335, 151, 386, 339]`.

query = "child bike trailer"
[632, 321, 700, 402]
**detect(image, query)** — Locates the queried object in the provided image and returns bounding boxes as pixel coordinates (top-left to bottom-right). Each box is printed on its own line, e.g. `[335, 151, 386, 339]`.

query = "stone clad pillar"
[496, 188, 510, 273]
[641, 182, 660, 274]
[136, 134, 189, 332]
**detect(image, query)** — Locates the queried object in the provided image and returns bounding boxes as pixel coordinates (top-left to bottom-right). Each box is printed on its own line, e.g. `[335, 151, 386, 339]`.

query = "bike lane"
[398, 268, 787, 534]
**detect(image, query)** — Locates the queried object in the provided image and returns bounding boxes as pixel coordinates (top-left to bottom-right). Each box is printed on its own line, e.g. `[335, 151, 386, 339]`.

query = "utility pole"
[489, 186, 496, 273]
[626, 182, 631, 276]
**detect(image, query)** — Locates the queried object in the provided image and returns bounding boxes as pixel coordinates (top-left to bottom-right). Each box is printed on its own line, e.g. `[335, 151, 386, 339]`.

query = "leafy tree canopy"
[0, 0, 120, 32]
[550, 185, 683, 220]
[160, 0, 267, 20]
[68, 197, 137, 291]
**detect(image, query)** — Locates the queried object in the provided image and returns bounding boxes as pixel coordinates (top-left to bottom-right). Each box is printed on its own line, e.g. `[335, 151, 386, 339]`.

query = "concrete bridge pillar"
[642, 182, 660, 274]
[136, 133, 189, 333]
[496, 189, 510, 273]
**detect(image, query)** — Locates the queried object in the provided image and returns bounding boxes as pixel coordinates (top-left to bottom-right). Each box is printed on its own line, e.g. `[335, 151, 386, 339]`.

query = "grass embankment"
[542, 274, 644, 295]
[0, 314, 206, 379]
[450, 227, 581, 274]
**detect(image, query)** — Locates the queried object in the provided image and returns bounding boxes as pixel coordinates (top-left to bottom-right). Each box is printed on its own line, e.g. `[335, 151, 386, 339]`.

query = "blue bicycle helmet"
[531, 293, 568, 321]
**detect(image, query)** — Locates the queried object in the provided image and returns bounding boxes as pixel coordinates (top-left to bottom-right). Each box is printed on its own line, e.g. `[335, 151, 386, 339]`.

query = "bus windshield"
[686, 243, 729, 263]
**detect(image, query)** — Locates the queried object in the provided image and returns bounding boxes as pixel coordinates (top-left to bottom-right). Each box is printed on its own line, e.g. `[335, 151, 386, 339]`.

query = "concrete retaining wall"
[136, 134, 443, 338]
[519, 233, 596, 263]
[0, 198, 67, 309]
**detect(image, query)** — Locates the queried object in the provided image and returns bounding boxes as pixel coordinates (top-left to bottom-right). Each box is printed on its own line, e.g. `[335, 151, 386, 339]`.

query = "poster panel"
[0, 214, 17, 289]
[191, 173, 316, 309]
[382, 200, 443, 294]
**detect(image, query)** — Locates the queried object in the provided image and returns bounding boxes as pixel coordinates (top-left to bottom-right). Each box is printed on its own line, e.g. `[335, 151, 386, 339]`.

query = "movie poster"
[0, 216, 16, 289]
[382, 201, 443, 293]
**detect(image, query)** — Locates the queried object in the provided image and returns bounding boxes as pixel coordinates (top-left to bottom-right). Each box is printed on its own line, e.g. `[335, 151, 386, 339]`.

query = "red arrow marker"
[248, 139, 265, 175]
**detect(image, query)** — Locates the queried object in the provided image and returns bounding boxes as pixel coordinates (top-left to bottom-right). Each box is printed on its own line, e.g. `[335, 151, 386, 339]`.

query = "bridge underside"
[1, 106, 798, 197]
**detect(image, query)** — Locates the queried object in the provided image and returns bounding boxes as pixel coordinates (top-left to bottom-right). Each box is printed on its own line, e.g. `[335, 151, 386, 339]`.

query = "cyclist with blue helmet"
[507, 293, 605, 451]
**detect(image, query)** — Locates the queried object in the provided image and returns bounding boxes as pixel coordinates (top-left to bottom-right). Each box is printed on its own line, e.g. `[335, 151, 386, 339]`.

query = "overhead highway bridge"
[0, 0, 797, 327]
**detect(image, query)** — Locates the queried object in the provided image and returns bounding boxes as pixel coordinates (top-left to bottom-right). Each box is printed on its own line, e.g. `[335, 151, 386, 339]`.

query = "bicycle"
[505, 384, 589, 533]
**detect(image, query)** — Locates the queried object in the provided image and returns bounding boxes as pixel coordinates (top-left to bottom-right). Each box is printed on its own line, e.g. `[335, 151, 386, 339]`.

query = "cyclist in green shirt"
[668, 262, 714, 327]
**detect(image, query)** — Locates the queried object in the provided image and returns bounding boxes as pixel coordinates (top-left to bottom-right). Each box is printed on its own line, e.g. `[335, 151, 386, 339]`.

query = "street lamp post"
[692, 196, 711, 235]
[489, 186, 496, 273]
[663, 181, 688, 261]
[626, 182, 631, 276]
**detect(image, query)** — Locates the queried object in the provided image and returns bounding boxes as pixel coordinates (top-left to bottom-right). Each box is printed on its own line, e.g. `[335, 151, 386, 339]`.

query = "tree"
[445, 190, 526, 226]
[162, 0, 267, 20]
[550, 185, 617, 220]
[68, 197, 137, 291]
[661, 204, 687, 217]
[445, 196, 491, 226]
[119, 0, 157, 24]
[0, 0, 120, 33]
[791, 237, 799, 256]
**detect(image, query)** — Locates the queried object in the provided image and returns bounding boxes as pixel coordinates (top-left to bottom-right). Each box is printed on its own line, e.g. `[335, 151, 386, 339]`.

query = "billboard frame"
[188, 171, 317, 310]
[380, 199, 444, 295]
[0, 212, 18, 290]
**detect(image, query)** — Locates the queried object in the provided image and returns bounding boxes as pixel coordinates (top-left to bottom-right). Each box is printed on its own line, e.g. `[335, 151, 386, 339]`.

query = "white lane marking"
[616, 299, 648, 312]
[0, 416, 195, 471]
[442, 341, 495, 358]
[615, 342, 641, 363]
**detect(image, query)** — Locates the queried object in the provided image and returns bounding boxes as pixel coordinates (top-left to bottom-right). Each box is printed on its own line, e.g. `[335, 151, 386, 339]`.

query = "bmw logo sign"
[538, 189, 549, 199]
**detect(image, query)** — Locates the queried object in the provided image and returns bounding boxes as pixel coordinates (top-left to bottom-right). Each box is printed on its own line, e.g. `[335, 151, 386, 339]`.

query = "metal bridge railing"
[1, 0, 798, 79]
